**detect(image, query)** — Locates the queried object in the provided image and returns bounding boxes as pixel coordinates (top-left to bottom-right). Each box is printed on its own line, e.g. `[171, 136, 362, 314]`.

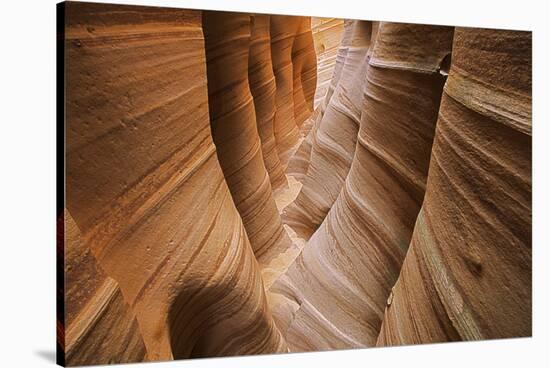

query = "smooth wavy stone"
[283, 21, 377, 240]
[65, 3, 286, 360]
[272, 23, 454, 351]
[285, 33, 350, 184]
[377, 27, 531, 346]
[249, 15, 288, 192]
[63, 210, 147, 366]
[285, 109, 320, 183]
[270, 15, 304, 166]
[312, 18, 346, 108]
[292, 17, 317, 130]
[203, 12, 293, 266]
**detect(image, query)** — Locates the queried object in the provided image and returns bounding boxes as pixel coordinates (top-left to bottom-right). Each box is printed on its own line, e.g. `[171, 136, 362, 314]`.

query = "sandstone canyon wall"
[202, 11, 293, 266]
[61, 2, 532, 365]
[270, 16, 305, 166]
[63, 211, 146, 366]
[285, 24, 350, 184]
[376, 27, 532, 346]
[312, 18, 345, 108]
[271, 22, 455, 351]
[248, 15, 288, 191]
[63, 3, 289, 363]
[283, 20, 379, 240]
[292, 17, 317, 131]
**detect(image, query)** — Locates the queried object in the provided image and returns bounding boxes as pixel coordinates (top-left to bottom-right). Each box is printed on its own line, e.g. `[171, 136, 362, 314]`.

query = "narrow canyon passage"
[62, 2, 531, 364]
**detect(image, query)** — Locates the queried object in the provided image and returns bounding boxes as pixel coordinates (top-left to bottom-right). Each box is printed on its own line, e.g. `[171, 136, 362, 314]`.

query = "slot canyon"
[60, 2, 532, 365]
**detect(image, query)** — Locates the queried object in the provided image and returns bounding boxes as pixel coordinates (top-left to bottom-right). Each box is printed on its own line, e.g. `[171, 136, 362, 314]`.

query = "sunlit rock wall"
[271, 22, 455, 351]
[283, 20, 378, 240]
[376, 27, 532, 346]
[312, 18, 345, 108]
[61, 3, 531, 364]
[64, 3, 289, 363]
[63, 211, 146, 366]
[203, 11, 293, 266]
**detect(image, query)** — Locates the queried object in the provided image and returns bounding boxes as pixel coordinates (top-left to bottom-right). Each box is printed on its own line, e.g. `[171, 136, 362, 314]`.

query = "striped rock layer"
[285, 23, 349, 183]
[61, 2, 532, 364]
[270, 15, 311, 166]
[312, 18, 346, 108]
[64, 3, 287, 363]
[63, 211, 147, 366]
[292, 17, 318, 131]
[377, 27, 532, 346]
[283, 20, 378, 240]
[203, 11, 293, 265]
[249, 15, 288, 191]
[271, 23, 455, 351]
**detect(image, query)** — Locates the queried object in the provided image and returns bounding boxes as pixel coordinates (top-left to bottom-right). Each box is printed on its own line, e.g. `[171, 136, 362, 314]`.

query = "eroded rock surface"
[312, 18, 345, 108]
[271, 23, 455, 351]
[64, 211, 147, 366]
[64, 3, 286, 362]
[376, 27, 532, 346]
[270, 15, 317, 166]
[283, 20, 378, 240]
[286, 28, 351, 183]
[270, 16, 303, 166]
[203, 11, 293, 265]
[61, 3, 531, 364]
[292, 17, 317, 131]
[249, 15, 288, 191]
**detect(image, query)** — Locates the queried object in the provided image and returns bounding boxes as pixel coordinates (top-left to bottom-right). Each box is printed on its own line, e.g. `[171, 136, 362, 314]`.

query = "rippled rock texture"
[63, 211, 147, 366]
[269, 15, 318, 167]
[312, 18, 345, 108]
[249, 15, 288, 191]
[203, 11, 293, 265]
[60, 2, 531, 365]
[62, 3, 290, 364]
[283, 20, 379, 240]
[285, 22, 350, 184]
[376, 27, 532, 346]
[272, 22, 456, 350]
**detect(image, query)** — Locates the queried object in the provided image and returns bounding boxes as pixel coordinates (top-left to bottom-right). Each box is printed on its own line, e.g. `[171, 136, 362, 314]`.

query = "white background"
[0, 0, 548, 367]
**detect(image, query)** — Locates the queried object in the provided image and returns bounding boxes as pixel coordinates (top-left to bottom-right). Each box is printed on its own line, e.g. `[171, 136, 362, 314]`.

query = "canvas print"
[57, 1, 532, 366]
